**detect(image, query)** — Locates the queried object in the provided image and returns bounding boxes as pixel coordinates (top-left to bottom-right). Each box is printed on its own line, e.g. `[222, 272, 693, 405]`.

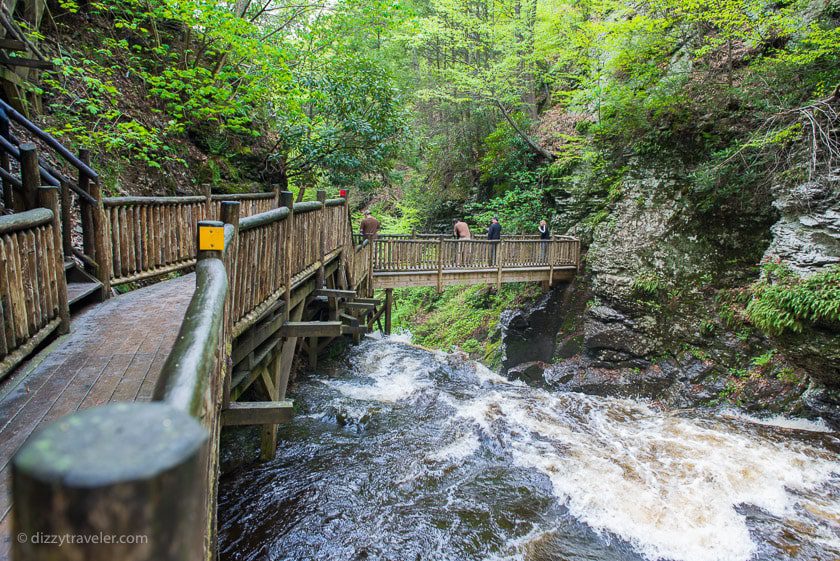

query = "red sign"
[339, 189, 347, 198]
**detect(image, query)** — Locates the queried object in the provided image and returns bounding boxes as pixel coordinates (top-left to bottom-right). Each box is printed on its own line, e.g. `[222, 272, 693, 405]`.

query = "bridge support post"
[384, 288, 393, 335]
[12, 403, 210, 561]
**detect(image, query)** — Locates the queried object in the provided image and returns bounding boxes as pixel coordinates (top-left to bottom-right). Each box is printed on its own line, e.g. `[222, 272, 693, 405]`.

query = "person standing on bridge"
[360, 210, 380, 241]
[453, 219, 471, 266]
[453, 218, 471, 240]
[539, 219, 550, 261]
[487, 217, 501, 264]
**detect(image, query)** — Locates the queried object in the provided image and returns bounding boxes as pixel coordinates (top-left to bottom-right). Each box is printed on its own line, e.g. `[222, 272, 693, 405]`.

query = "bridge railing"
[0, 188, 69, 379]
[210, 192, 276, 218]
[231, 207, 289, 331]
[12, 192, 360, 561]
[373, 237, 580, 272]
[103, 192, 281, 285]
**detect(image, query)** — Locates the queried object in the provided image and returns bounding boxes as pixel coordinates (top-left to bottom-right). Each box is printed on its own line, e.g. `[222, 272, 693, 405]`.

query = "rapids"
[218, 334, 840, 561]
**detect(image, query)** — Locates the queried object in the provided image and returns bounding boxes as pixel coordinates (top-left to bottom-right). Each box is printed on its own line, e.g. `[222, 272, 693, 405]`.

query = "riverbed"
[218, 334, 840, 561]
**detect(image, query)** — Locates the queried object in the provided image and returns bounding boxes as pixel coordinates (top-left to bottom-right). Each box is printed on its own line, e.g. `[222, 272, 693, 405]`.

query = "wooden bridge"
[0, 99, 580, 561]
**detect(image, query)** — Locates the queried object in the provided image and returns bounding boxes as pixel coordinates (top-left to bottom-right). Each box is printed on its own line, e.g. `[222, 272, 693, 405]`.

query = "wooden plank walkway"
[0, 273, 195, 561]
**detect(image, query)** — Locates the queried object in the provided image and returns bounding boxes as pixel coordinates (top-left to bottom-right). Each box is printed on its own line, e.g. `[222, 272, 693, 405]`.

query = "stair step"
[67, 281, 102, 306]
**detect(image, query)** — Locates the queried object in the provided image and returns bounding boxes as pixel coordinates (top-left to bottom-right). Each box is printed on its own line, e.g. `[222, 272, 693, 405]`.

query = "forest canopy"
[37, 0, 839, 225]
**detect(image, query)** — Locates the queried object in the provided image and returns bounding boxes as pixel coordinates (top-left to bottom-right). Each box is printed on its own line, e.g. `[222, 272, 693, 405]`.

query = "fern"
[746, 264, 840, 335]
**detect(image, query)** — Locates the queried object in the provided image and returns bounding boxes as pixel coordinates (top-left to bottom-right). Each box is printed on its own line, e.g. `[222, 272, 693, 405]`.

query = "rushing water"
[218, 334, 840, 561]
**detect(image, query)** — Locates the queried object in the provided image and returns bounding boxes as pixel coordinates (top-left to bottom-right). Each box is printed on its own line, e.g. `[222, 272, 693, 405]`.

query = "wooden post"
[37, 186, 70, 334]
[384, 288, 393, 335]
[276, 302, 304, 401]
[12, 403, 209, 561]
[436, 235, 443, 293]
[0, 109, 14, 211]
[219, 202, 240, 410]
[308, 336, 318, 370]
[316, 189, 326, 288]
[19, 142, 39, 210]
[496, 240, 504, 291]
[280, 191, 294, 321]
[88, 178, 111, 299]
[78, 149, 95, 267]
[260, 355, 281, 461]
[59, 179, 73, 258]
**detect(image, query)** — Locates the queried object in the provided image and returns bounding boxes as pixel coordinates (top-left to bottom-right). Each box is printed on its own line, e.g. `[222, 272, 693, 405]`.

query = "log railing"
[373, 237, 580, 272]
[12, 193, 359, 561]
[104, 196, 207, 285]
[210, 192, 275, 219]
[104, 192, 279, 285]
[231, 207, 289, 329]
[0, 188, 69, 378]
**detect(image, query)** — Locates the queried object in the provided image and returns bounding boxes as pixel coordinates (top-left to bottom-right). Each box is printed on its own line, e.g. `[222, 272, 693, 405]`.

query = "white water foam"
[327, 340, 432, 402]
[724, 411, 835, 433]
[454, 390, 840, 561]
[425, 432, 481, 463]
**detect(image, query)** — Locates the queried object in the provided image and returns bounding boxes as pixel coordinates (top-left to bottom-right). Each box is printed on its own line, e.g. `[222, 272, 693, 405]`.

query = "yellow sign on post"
[199, 226, 225, 251]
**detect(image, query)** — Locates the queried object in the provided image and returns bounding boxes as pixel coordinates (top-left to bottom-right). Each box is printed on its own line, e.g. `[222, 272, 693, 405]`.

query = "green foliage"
[41, 0, 409, 187]
[632, 272, 665, 297]
[390, 283, 542, 363]
[745, 264, 840, 335]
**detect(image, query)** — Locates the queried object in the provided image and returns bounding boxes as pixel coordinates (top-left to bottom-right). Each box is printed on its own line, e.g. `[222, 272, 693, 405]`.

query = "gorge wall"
[501, 170, 840, 425]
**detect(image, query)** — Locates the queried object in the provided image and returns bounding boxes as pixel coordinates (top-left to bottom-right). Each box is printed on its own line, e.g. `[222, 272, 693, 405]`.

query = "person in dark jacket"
[539, 219, 550, 261]
[487, 217, 501, 240]
[487, 217, 501, 264]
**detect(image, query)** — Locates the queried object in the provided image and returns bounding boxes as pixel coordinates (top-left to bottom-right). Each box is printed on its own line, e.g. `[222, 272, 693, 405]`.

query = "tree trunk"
[494, 100, 554, 161]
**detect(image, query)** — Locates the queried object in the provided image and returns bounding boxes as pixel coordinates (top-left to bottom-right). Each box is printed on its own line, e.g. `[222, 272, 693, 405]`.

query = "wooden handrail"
[210, 192, 274, 201]
[0, 99, 99, 180]
[103, 195, 207, 206]
[238, 206, 290, 232]
[153, 221, 234, 414]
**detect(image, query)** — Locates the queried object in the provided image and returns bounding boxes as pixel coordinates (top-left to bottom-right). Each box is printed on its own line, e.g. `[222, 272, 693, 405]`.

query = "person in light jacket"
[539, 219, 550, 261]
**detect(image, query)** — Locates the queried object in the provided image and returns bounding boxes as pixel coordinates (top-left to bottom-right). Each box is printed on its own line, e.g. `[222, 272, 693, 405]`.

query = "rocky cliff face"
[762, 177, 840, 274]
[501, 170, 839, 424]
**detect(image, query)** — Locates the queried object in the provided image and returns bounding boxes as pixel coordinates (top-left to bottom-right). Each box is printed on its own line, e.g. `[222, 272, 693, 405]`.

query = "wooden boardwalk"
[0, 274, 194, 561]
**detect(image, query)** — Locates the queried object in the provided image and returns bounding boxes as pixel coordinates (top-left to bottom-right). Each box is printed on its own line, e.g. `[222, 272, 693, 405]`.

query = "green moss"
[388, 283, 542, 363]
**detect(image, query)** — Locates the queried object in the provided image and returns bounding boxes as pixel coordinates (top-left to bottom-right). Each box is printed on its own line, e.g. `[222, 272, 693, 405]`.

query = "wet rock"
[500, 285, 570, 373]
[801, 383, 840, 428]
[543, 357, 675, 399]
[763, 177, 840, 275]
[507, 361, 549, 385]
[583, 305, 655, 367]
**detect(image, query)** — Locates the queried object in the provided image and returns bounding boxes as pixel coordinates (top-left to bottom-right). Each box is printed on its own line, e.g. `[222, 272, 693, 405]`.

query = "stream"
[218, 334, 840, 561]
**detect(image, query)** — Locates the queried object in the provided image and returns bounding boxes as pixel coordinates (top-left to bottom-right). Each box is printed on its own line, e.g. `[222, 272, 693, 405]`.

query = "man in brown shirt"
[360, 211, 380, 240]
[453, 219, 471, 239]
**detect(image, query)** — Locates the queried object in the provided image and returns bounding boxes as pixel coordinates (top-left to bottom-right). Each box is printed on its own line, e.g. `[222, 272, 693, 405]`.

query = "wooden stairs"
[64, 258, 104, 308]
